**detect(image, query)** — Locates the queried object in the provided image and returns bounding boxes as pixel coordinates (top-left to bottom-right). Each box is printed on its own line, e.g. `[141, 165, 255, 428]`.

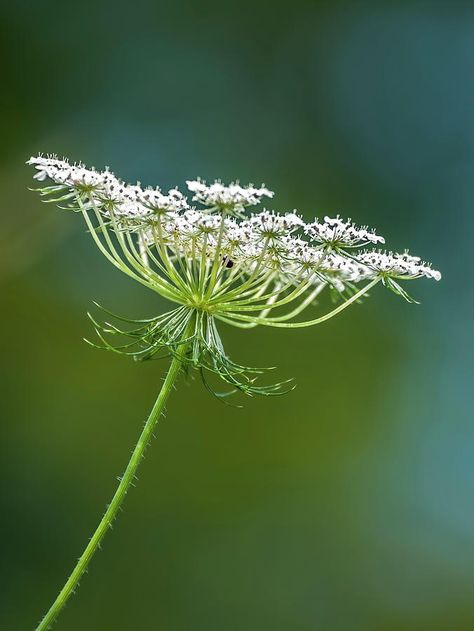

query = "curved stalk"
[221, 278, 381, 327]
[79, 204, 153, 291]
[203, 214, 227, 298]
[218, 280, 311, 312]
[264, 282, 326, 322]
[34, 337, 190, 631]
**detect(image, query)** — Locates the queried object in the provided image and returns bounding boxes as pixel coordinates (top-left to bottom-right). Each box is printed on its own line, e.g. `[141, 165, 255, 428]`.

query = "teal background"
[1, 2, 472, 630]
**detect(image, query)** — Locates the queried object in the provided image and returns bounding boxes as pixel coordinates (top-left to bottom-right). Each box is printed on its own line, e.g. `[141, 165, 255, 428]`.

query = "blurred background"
[1, 1, 473, 629]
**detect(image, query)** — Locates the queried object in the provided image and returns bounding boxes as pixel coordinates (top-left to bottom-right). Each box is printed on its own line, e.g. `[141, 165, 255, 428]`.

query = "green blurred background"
[1, 1, 472, 629]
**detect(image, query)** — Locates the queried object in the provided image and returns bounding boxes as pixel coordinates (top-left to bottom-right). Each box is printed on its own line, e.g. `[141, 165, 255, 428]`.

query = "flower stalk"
[35, 333, 191, 631]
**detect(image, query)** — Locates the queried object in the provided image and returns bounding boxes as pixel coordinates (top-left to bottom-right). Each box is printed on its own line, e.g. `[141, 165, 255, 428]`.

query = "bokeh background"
[1, 1, 473, 630]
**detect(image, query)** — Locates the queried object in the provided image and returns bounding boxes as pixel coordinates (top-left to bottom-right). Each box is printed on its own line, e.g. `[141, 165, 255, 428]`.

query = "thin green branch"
[220, 278, 381, 327]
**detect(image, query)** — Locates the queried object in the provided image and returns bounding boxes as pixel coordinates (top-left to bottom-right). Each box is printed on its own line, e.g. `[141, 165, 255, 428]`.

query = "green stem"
[219, 278, 381, 327]
[35, 345, 188, 631]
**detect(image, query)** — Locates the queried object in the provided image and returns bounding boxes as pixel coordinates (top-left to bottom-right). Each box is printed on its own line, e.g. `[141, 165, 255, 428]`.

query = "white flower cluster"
[30, 155, 107, 188]
[28, 152, 443, 403]
[28, 154, 441, 295]
[358, 250, 442, 281]
[304, 215, 385, 247]
[187, 178, 273, 212]
[28, 155, 189, 221]
[244, 210, 304, 240]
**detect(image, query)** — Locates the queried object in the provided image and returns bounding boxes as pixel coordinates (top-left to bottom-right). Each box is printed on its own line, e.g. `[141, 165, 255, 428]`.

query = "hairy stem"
[34, 344, 189, 631]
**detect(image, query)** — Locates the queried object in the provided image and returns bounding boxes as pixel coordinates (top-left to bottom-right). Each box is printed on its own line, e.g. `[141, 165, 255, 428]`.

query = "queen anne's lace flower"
[28, 155, 188, 219]
[244, 210, 304, 240]
[358, 250, 442, 281]
[138, 187, 189, 214]
[28, 153, 440, 394]
[186, 178, 273, 212]
[305, 215, 385, 247]
[29, 155, 105, 188]
[27, 152, 443, 631]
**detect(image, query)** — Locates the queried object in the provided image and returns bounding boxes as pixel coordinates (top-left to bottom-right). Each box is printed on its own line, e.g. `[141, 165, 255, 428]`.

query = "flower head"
[304, 215, 385, 248]
[357, 249, 442, 281]
[244, 210, 304, 241]
[186, 178, 273, 215]
[28, 154, 440, 396]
